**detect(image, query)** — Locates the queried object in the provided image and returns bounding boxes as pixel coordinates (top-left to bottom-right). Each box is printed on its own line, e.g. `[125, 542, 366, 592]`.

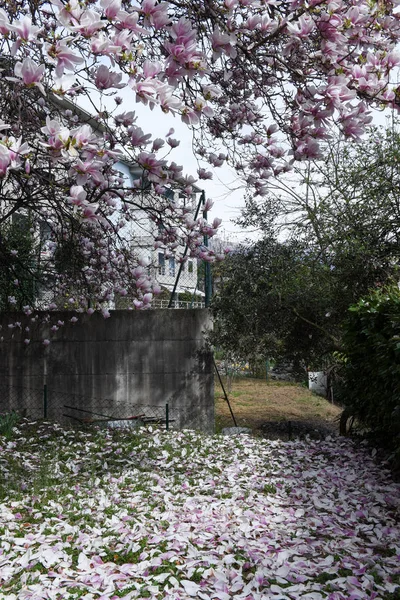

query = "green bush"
[339, 285, 400, 454]
[0, 411, 20, 439]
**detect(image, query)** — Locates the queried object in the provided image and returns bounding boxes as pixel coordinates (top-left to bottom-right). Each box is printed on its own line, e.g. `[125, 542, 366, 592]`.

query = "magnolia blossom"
[141, 0, 170, 29]
[47, 38, 84, 78]
[129, 126, 152, 146]
[100, 0, 121, 20]
[0, 144, 11, 177]
[94, 64, 124, 90]
[68, 185, 87, 207]
[69, 9, 105, 36]
[13, 58, 45, 92]
[1, 0, 400, 320]
[0, 8, 9, 34]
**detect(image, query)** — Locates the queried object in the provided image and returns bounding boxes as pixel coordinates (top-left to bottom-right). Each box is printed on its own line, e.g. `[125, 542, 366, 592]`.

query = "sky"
[129, 100, 396, 245]
[78, 84, 397, 247]
[126, 101, 252, 243]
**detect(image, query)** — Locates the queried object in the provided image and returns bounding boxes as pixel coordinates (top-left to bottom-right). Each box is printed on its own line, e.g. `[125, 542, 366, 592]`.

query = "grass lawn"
[0, 420, 399, 599]
[215, 377, 342, 435]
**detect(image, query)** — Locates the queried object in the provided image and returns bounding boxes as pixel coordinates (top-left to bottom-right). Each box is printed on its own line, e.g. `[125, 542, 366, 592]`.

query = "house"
[15, 96, 207, 309]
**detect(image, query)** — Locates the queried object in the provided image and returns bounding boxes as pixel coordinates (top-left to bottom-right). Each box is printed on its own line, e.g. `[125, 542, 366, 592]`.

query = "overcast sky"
[78, 84, 396, 246]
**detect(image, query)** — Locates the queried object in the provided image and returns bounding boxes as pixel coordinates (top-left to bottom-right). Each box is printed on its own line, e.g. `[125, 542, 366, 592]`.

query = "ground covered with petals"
[0, 422, 399, 600]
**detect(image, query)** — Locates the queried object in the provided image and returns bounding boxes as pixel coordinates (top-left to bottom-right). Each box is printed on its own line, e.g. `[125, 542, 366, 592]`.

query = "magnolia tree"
[1, 0, 400, 342]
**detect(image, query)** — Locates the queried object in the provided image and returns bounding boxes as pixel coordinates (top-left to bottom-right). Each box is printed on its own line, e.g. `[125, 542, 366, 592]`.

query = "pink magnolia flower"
[202, 84, 222, 100]
[194, 96, 214, 118]
[41, 117, 70, 151]
[341, 118, 365, 139]
[68, 185, 87, 207]
[325, 76, 357, 109]
[209, 152, 225, 167]
[152, 138, 164, 151]
[203, 198, 214, 212]
[142, 293, 153, 305]
[81, 203, 99, 222]
[197, 168, 213, 180]
[131, 79, 159, 106]
[100, 0, 121, 20]
[52, 0, 83, 25]
[90, 32, 111, 54]
[0, 145, 11, 177]
[71, 124, 97, 148]
[110, 29, 135, 53]
[9, 15, 40, 41]
[117, 10, 146, 34]
[14, 58, 45, 92]
[47, 38, 84, 78]
[137, 152, 166, 172]
[167, 137, 180, 148]
[141, 0, 170, 29]
[158, 84, 183, 114]
[212, 217, 222, 229]
[0, 8, 10, 34]
[8, 137, 30, 169]
[211, 27, 237, 60]
[287, 14, 315, 38]
[94, 64, 124, 90]
[70, 9, 105, 36]
[71, 159, 106, 185]
[129, 126, 152, 146]
[114, 111, 137, 126]
[181, 107, 199, 125]
[143, 59, 163, 79]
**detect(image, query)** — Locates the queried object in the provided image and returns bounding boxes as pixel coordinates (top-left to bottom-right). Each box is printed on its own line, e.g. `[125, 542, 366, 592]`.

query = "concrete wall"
[0, 310, 214, 432]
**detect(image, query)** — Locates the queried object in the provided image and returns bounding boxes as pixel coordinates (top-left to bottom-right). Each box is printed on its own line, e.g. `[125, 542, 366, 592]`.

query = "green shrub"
[339, 285, 400, 453]
[0, 411, 20, 439]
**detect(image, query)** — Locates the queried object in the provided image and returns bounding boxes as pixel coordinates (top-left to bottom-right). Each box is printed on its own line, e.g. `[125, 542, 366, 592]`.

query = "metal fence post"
[165, 403, 169, 431]
[43, 384, 48, 419]
[202, 198, 212, 308]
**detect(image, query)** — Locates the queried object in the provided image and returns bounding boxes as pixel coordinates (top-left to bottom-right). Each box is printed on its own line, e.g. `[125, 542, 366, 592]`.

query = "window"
[188, 261, 193, 274]
[169, 257, 175, 277]
[158, 253, 165, 276]
[40, 221, 52, 242]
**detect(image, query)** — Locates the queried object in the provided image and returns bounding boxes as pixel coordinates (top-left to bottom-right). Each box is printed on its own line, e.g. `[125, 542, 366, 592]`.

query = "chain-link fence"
[0, 382, 241, 434]
[0, 384, 213, 432]
[1, 382, 336, 440]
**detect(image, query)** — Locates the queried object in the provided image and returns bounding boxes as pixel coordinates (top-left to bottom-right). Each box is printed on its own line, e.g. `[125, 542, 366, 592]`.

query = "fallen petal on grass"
[0, 421, 399, 599]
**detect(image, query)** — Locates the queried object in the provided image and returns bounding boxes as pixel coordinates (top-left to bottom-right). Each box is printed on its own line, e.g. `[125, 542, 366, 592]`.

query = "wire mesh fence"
[0, 381, 337, 441]
[0, 384, 216, 433]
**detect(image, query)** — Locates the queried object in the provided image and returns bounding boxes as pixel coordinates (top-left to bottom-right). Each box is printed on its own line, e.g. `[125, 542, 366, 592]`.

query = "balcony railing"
[152, 299, 205, 309]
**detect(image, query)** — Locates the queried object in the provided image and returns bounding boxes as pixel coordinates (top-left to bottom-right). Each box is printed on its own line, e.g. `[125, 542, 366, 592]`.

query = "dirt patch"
[215, 377, 342, 439]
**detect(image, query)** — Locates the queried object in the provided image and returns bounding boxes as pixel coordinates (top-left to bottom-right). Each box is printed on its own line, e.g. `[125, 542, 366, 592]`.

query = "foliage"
[338, 285, 400, 455]
[217, 125, 400, 371]
[0, 217, 41, 311]
[0, 411, 20, 439]
[211, 234, 386, 374]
